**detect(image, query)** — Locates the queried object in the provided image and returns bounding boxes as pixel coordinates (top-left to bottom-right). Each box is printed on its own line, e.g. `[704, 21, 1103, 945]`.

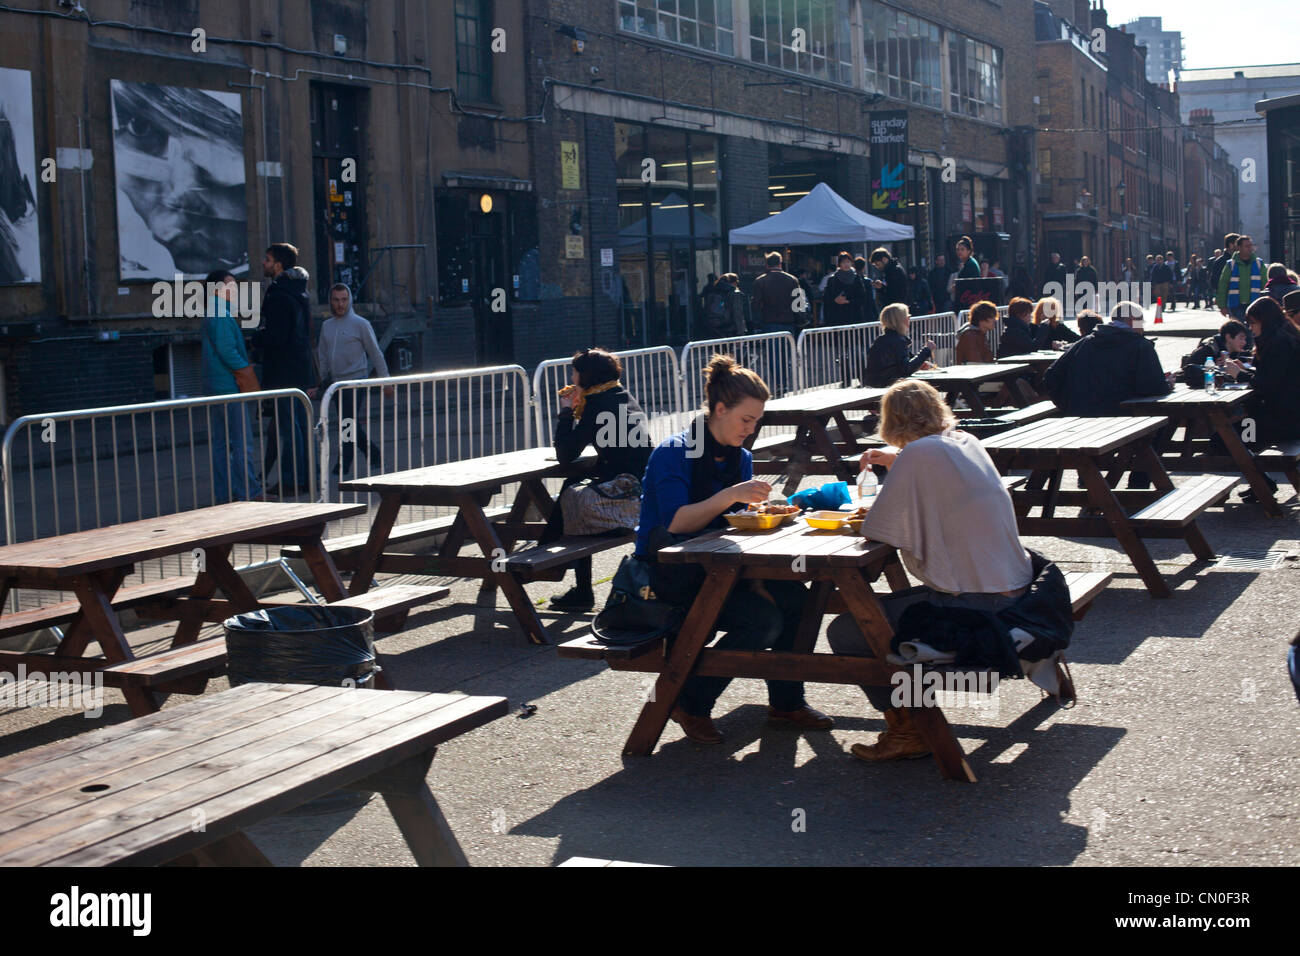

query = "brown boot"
[671, 706, 723, 744]
[849, 708, 931, 762]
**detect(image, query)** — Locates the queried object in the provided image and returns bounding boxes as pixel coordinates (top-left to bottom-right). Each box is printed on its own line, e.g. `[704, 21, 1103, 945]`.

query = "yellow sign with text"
[565, 235, 585, 259]
[561, 141, 580, 190]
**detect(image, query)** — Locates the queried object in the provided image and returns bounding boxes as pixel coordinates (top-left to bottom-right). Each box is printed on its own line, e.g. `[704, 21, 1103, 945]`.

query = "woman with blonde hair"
[826, 379, 1034, 762]
[865, 303, 937, 387]
[636, 354, 833, 744]
[1032, 296, 1080, 350]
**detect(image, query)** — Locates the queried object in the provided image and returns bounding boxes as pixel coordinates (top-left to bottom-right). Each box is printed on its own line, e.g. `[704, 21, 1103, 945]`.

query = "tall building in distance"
[1124, 16, 1184, 85]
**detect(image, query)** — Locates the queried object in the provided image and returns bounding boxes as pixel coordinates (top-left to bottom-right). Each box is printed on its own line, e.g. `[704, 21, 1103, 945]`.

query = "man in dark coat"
[1043, 300, 1171, 416]
[822, 252, 874, 325]
[253, 242, 315, 495]
[928, 254, 951, 312]
[1043, 252, 1068, 295]
[750, 251, 802, 331]
[870, 247, 910, 308]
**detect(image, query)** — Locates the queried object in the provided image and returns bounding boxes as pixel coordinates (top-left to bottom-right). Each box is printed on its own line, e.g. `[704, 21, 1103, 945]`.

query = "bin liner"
[224, 605, 377, 688]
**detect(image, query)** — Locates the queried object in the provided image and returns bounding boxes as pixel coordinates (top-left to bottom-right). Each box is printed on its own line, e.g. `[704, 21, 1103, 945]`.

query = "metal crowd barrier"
[0, 389, 316, 613]
[318, 364, 532, 539]
[679, 331, 799, 409]
[795, 321, 883, 391]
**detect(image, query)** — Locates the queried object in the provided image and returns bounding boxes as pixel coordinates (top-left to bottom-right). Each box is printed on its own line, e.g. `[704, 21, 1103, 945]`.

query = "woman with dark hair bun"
[636, 354, 832, 744]
[1224, 297, 1300, 501]
[546, 347, 653, 611]
[953, 235, 981, 279]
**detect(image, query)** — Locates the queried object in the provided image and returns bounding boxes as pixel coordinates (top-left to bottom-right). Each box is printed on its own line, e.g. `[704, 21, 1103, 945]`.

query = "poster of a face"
[110, 80, 247, 280]
[0, 67, 40, 285]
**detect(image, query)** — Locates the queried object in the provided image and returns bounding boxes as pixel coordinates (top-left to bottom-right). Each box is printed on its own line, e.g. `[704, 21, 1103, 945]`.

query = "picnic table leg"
[1041, 469, 1065, 520]
[961, 383, 987, 415]
[171, 830, 273, 866]
[1131, 443, 1217, 562]
[808, 420, 855, 483]
[1014, 469, 1050, 519]
[1077, 458, 1172, 598]
[830, 410, 863, 454]
[831, 567, 976, 782]
[347, 493, 404, 596]
[624, 566, 739, 757]
[364, 750, 470, 866]
[1206, 408, 1281, 517]
[476, 488, 528, 602]
[68, 573, 159, 717]
[791, 580, 832, 654]
[882, 553, 910, 592]
[297, 538, 350, 603]
[456, 493, 551, 645]
[57, 567, 128, 658]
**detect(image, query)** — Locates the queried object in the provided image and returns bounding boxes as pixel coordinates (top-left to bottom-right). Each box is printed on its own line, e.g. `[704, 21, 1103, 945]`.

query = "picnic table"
[558, 521, 1111, 782]
[0, 501, 376, 717]
[996, 350, 1062, 388]
[912, 363, 1033, 414]
[339, 447, 617, 645]
[747, 386, 887, 495]
[982, 416, 1235, 598]
[0, 683, 508, 866]
[1121, 385, 1293, 517]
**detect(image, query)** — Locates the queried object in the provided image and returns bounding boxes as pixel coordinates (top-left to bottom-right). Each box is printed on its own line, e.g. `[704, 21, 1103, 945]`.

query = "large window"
[949, 35, 1002, 124]
[455, 0, 494, 103]
[749, 0, 853, 85]
[618, 0, 736, 55]
[862, 2, 942, 109]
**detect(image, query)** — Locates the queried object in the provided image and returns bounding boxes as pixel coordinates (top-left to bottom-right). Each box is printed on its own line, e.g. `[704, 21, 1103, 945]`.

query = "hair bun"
[705, 353, 737, 382]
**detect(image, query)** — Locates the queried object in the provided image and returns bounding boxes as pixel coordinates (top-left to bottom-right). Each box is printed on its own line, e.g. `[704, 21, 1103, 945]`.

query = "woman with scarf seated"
[826, 379, 1034, 762]
[547, 348, 654, 612]
[637, 354, 833, 744]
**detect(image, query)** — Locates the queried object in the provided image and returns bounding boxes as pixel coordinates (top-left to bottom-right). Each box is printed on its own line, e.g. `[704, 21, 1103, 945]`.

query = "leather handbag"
[591, 554, 683, 646]
[559, 473, 642, 535]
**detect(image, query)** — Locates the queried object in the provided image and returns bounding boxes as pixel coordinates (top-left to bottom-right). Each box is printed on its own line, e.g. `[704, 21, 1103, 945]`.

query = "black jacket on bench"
[890, 551, 1073, 677]
[554, 384, 654, 483]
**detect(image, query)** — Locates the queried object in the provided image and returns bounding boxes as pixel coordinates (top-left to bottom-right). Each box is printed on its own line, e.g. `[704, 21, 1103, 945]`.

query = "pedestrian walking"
[315, 283, 391, 477]
[201, 268, 263, 503]
[750, 252, 802, 332]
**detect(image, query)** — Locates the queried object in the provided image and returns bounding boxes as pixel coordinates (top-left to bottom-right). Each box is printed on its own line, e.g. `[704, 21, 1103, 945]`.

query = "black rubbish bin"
[224, 605, 377, 689]
[223, 605, 378, 814]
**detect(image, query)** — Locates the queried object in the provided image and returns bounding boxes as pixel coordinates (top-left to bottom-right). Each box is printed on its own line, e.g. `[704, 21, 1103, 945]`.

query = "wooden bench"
[0, 575, 195, 640]
[100, 583, 447, 691]
[280, 507, 512, 562]
[1130, 474, 1238, 530]
[0, 683, 508, 866]
[1254, 439, 1300, 495]
[503, 531, 635, 583]
[558, 570, 1113, 663]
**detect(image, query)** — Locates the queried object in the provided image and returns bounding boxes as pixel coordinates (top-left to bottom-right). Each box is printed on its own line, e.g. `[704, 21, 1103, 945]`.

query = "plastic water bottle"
[1204, 357, 1217, 394]
[858, 466, 879, 501]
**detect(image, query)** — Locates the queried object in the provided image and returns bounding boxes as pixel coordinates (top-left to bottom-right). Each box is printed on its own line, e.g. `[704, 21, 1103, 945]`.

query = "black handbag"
[591, 554, 684, 646]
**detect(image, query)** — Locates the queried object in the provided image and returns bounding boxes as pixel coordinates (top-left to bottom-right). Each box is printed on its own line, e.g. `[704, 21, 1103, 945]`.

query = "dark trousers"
[262, 397, 310, 492]
[826, 587, 1016, 711]
[675, 578, 809, 717]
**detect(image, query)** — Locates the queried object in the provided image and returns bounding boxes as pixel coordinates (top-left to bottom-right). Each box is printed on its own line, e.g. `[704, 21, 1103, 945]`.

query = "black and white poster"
[0, 66, 40, 285]
[110, 80, 247, 280]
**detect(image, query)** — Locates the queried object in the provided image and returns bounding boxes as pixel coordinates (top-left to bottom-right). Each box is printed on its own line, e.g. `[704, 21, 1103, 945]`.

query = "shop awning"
[727, 182, 915, 246]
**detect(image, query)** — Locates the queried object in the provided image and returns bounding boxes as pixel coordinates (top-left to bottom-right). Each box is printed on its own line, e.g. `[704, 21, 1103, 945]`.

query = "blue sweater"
[202, 296, 252, 395]
[635, 428, 753, 557]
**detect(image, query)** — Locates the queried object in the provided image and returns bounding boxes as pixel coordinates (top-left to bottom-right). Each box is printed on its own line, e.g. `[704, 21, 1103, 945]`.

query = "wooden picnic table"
[912, 363, 1032, 414]
[0, 501, 367, 716]
[982, 416, 1235, 598]
[1120, 385, 1283, 517]
[747, 386, 887, 495]
[0, 683, 508, 866]
[996, 350, 1062, 387]
[339, 447, 605, 646]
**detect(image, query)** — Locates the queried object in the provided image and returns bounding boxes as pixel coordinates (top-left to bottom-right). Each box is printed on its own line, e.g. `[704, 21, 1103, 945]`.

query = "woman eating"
[637, 354, 833, 744]
[826, 379, 1034, 762]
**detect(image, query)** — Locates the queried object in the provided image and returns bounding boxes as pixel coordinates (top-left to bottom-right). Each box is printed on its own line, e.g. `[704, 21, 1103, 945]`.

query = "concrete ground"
[1, 304, 1295, 866]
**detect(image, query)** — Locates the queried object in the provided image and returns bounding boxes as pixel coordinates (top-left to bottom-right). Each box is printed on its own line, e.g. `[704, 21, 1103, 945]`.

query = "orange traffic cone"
[1153, 296, 1164, 324]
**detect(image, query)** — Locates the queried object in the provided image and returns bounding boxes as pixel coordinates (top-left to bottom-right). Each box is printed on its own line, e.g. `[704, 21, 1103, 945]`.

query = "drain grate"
[1211, 550, 1291, 572]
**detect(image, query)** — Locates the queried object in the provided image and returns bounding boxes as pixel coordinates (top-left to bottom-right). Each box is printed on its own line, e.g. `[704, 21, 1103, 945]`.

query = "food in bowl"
[805, 505, 869, 532]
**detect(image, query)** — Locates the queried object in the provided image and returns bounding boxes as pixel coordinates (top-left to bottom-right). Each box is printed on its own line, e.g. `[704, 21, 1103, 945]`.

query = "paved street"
[0, 310, 1294, 866]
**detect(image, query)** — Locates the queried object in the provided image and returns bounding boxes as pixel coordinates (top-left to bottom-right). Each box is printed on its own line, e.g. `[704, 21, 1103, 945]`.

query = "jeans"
[826, 586, 1016, 711]
[675, 578, 809, 717]
[209, 402, 261, 502]
[263, 397, 311, 492]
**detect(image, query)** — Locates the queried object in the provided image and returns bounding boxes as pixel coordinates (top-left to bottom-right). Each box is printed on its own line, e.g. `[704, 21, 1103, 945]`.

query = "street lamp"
[1117, 180, 1128, 266]
[1183, 200, 1192, 263]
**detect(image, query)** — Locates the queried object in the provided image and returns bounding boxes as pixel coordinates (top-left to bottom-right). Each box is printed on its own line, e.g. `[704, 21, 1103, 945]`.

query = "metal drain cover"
[1212, 550, 1291, 571]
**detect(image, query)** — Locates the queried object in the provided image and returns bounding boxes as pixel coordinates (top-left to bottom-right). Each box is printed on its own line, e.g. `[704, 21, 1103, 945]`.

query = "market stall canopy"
[728, 182, 915, 246]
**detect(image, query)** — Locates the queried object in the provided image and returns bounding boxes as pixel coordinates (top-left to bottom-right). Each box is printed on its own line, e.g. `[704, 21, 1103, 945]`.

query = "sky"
[1100, 0, 1298, 71]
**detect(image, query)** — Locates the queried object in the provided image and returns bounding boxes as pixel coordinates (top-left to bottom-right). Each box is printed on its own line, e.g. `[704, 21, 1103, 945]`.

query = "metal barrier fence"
[532, 346, 684, 448]
[908, 311, 961, 368]
[679, 331, 799, 410]
[795, 321, 883, 391]
[1, 389, 316, 612]
[319, 364, 532, 538]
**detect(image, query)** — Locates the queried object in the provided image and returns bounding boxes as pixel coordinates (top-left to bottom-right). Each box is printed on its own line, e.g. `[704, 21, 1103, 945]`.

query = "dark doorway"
[310, 84, 368, 302]
[437, 190, 514, 365]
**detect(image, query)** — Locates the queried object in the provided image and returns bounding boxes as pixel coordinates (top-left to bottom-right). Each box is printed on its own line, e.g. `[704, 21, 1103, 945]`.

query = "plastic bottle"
[858, 466, 879, 501]
[1204, 357, 1217, 394]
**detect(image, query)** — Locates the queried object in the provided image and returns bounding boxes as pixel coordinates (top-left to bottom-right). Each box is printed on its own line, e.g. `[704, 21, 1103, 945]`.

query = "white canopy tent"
[727, 182, 915, 247]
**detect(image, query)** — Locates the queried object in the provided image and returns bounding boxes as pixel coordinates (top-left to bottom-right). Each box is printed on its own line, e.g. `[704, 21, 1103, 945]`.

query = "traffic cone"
[1153, 296, 1164, 324]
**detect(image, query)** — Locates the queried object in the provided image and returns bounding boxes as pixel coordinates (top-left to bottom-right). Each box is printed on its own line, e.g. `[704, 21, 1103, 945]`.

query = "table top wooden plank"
[659, 523, 894, 569]
[0, 686, 505, 866]
[0, 502, 366, 579]
[982, 416, 1167, 456]
[1121, 384, 1251, 413]
[913, 363, 1029, 385]
[47, 691, 507, 867]
[995, 350, 1062, 366]
[761, 387, 887, 417]
[339, 447, 594, 496]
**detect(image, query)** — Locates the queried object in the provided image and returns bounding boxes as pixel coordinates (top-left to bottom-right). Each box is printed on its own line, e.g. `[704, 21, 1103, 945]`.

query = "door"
[470, 206, 512, 365]
[310, 85, 367, 301]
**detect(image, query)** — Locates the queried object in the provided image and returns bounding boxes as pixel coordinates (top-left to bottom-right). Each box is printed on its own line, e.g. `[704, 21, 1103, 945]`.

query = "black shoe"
[549, 587, 595, 613]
